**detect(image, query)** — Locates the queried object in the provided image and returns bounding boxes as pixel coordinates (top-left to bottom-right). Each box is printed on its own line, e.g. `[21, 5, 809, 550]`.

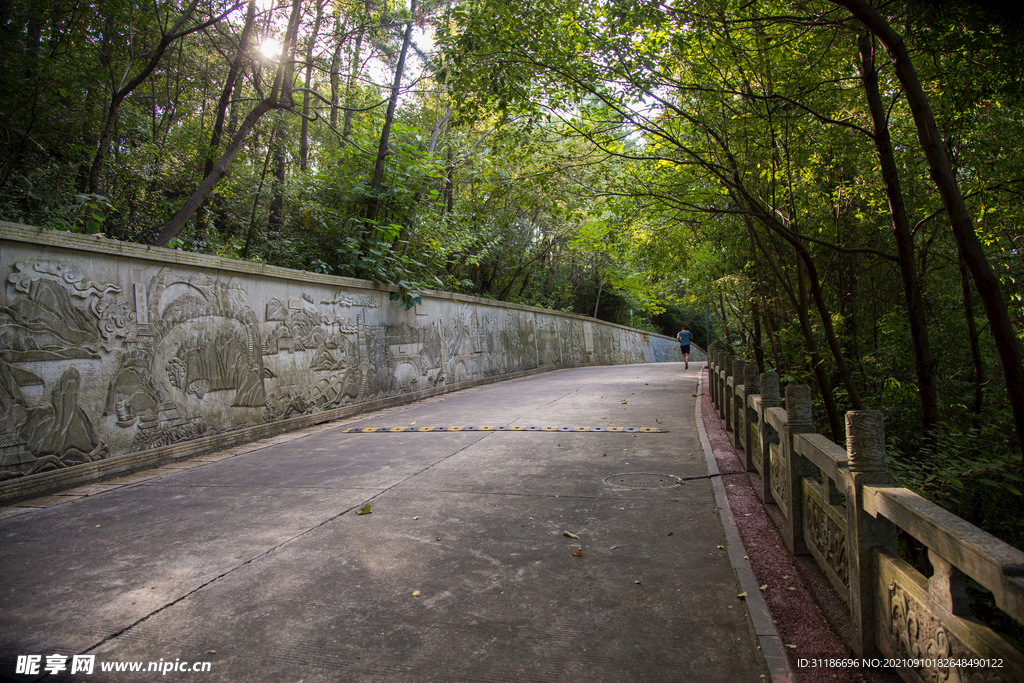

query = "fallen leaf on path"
[786, 644, 797, 649]
[409, 422, 416, 426]
[621, 400, 628, 404]
[563, 531, 580, 539]
[412, 591, 421, 597]
[413, 516, 419, 520]
[635, 580, 642, 585]
[716, 544, 724, 549]
[572, 546, 584, 556]
[207, 651, 217, 655]
[610, 545, 618, 550]
[356, 504, 372, 515]
[736, 592, 748, 598]
[759, 584, 767, 591]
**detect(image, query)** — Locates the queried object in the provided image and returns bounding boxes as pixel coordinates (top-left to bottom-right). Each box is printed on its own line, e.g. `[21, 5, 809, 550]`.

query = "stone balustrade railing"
[707, 343, 1024, 683]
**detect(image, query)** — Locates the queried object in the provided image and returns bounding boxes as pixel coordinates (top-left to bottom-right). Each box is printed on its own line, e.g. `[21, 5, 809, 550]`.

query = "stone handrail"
[707, 347, 1024, 682]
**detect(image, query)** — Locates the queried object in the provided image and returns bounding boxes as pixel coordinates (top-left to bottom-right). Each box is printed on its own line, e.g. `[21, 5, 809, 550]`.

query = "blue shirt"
[677, 330, 692, 345]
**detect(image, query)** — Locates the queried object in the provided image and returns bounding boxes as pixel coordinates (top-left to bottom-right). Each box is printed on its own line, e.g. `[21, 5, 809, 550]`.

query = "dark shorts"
[680, 345, 690, 354]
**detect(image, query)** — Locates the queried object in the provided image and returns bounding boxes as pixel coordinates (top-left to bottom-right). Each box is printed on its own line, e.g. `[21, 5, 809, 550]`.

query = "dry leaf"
[563, 531, 580, 539]
[759, 584, 768, 591]
[356, 504, 372, 515]
[716, 544, 724, 549]
[609, 545, 618, 550]
[206, 650, 217, 655]
[621, 399, 628, 404]
[572, 546, 584, 557]
[634, 580, 642, 585]
[737, 591, 748, 598]
[412, 516, 419, 520]
[412, 590, 421, 598]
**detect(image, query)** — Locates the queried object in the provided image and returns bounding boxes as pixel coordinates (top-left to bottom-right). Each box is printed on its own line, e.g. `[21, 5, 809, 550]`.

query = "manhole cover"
[604, 473, 679, 489]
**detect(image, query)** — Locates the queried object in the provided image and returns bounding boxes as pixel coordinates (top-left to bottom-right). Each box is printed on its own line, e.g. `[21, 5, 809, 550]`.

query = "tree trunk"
[857, 32, 938, 435]
[960, 254, 986, 422]
[743, 206, 842, 439]
[365, 0, 417, 225]
[88, 0, 204, 194]
[300, 0, 324, 171]
[444, 147, 455, 215]
[341, 7, 368, 148]
[204, 0, 256, 180]
[268, 111, 288, 232]
[834, 0, 1024, 462]
[155, 0, 303, 246]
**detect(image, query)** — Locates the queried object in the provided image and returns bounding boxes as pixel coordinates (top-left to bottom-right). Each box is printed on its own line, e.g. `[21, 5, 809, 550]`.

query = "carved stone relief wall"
[0, 225, 682, 482]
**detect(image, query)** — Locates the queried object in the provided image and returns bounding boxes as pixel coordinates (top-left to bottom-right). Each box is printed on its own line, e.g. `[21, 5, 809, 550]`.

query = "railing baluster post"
[928, 549, 971, 617]
[758, 371, 779, 504]
[707, 343, 721, 406]
[731, 359, 745, 440]
[742, 363, 760, 471]
[844, 410, 896, 656]
[781, 384, 815, 555]
[721, 353, 734, 421]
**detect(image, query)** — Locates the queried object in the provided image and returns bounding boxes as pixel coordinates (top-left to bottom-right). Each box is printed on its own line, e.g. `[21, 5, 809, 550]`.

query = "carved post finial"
[760, 371, 780, 407]
[732, 359, 746, 386]
[846, 410, 886, 473]
[785, 384, 812, 426]
[744, 363, 760, 392]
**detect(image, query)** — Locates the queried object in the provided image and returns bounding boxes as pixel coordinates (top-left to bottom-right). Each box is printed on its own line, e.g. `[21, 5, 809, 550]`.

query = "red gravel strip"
[700, 369, 898, 683]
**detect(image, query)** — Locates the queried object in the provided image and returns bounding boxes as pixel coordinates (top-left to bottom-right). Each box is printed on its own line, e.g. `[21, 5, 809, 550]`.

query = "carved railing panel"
[803, 478, 850, 600]
[876, 550, 1024, 683]
[749, 422, 762, 475]
[770, 441, 788, 518]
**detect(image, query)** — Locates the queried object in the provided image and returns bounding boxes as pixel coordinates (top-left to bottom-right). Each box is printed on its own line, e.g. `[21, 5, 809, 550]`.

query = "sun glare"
[259, 38, 282, 59]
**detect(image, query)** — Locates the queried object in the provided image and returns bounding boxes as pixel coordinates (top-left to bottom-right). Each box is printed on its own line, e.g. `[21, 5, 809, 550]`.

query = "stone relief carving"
[1, 259, 131, 361]
[8, 259, 120, 299]
[0, 366, 109, 477]
[803, 484, 849, 588]
[0, 234, 681, 481]
[885, 578, 1014, 683]
[769, 445, 789, 517]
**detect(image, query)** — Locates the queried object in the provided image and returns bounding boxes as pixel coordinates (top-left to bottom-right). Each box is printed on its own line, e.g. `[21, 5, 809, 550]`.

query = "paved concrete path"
[1, 363, 768, 682]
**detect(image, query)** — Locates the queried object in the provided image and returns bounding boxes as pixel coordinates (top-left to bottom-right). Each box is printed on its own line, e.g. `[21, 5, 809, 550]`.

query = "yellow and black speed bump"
[339, 425, 667, 433]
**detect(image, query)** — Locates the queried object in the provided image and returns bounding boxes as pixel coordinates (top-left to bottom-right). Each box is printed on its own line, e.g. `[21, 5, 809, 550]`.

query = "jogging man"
[676, 326, 693, 369]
